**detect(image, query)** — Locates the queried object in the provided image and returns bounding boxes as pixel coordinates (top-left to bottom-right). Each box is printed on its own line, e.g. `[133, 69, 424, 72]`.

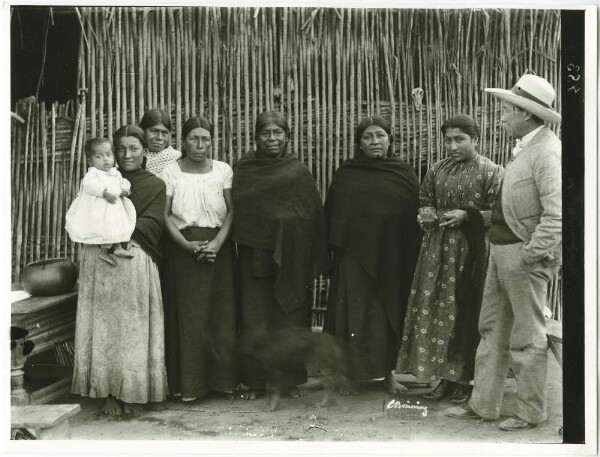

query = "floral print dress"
[396, 154, 502, 383]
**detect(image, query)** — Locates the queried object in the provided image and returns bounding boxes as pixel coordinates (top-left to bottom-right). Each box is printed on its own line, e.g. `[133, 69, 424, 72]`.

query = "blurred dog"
[239, 326, 358, 411]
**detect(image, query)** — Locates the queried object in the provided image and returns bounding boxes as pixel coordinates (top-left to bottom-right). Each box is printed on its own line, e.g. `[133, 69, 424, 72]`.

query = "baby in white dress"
[65, 138, 137, 266]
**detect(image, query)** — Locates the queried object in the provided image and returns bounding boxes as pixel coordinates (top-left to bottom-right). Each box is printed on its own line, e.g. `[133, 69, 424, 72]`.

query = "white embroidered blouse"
[160, 159, 233, 229]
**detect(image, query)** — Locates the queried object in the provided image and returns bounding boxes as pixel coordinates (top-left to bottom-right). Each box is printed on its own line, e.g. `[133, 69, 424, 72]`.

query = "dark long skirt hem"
[163, 227, 239, 399]
[238, 244, 310, 389]
[323, 252, 398, 382]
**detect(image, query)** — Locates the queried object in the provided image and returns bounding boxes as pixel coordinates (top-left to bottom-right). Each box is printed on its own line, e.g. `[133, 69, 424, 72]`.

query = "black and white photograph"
[3, 0, 597, 455]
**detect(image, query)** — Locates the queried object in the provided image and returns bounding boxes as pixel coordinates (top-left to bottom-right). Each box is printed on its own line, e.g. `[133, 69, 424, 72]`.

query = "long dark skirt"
[163, 227, 238, 398]
[237, 244, 311, 389]
[323, 252, 398, 381]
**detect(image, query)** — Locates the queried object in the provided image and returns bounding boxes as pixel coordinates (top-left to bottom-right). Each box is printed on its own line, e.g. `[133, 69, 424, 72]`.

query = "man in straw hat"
[445, 74, 561, 431]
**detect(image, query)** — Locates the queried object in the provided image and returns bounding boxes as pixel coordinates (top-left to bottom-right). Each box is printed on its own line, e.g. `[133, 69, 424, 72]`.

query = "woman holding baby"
[70, 125, 169, 415]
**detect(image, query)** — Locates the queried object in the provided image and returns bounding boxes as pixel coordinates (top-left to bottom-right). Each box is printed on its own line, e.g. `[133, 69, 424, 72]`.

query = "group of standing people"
[66, 73, 561, 433]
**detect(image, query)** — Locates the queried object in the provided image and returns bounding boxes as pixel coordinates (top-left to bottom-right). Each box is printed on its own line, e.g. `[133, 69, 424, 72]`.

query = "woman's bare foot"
[285, 386, 304, 398]
[102, 396, 123, 416]
[337, 384, 359, 396]
[238, 388, 264, 400]
[181, 391, 208, 402]
[122, 402, 143, 414]
[383, 372, 408, 395]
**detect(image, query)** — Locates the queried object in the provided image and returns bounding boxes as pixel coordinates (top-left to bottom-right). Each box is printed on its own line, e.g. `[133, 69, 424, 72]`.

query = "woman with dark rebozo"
[232, 111, 330, 399]
[161, 116, 238, 402]
[323, 116, 422, 395]
[396, 114, 503, 403]
[71, 125, 168, 415]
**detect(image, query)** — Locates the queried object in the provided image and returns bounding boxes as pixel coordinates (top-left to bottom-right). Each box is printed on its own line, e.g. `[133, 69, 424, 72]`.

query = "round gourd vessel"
[20, 258, 78, 296]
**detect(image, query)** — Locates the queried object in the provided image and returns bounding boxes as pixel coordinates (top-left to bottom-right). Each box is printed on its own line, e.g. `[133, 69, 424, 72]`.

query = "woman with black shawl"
[396, 114, 502, 403]
[232, 111, 330, 399]
[71, 125, 169, 415]
[323, 116, 421, 395]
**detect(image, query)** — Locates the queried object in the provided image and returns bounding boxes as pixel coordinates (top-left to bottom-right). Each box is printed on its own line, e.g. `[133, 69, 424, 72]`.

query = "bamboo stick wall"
[11, 7, 562, 322]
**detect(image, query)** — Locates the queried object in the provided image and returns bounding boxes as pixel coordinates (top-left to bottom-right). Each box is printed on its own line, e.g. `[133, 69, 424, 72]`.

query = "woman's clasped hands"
[186, 239, 221, 263]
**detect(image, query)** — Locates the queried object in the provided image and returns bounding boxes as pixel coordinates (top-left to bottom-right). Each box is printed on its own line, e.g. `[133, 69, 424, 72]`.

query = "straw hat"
[485, 74, 561, 124]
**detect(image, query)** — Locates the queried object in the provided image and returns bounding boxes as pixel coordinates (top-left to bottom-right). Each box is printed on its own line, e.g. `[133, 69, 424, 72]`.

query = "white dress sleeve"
[222, 163, 234, 189]
[113, 169, 131, 194]
[80, 168, 107, 197]
[121, 178, 132, 194]
[160, 163, 176, 197]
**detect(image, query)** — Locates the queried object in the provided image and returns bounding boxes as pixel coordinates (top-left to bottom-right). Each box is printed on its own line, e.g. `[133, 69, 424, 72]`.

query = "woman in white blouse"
[160, 116, 238, 402]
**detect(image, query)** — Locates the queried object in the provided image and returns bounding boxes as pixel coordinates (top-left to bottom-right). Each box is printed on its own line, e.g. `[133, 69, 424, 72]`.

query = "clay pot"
[20, 258, 78, 296]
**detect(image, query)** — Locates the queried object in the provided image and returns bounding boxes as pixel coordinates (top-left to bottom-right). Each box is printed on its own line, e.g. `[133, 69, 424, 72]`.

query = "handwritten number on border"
[567, 63, 581, 94]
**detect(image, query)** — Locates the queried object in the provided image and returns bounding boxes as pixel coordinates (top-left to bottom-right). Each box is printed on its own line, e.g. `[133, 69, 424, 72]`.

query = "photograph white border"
[0, 1, 596, 455]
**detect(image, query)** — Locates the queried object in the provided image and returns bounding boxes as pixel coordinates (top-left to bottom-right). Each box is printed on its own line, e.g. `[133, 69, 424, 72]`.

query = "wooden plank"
[23, 323, 76, 357]
[27, 377, 72, 406]
[11, 404, 80, 429]
[549, 341, 562, 368]
[15, 306, 76, 338]
[11, 289, 78, 316]
[25, 363, 73, 381]
[546, 319, 562, 344]
[546, 319, 562, 368]
[38, 419, 71, 439]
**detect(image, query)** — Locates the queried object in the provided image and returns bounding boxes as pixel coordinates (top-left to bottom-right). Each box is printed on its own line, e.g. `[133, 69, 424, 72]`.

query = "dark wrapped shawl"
[120, 168, 166, 265]
[449, 206, 488, 379]
[232, 151, 330, 314]
[324, 157, 421, 337]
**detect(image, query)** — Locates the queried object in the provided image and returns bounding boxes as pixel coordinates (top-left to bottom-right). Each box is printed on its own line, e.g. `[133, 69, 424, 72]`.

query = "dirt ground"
[51, 355, 562, 443]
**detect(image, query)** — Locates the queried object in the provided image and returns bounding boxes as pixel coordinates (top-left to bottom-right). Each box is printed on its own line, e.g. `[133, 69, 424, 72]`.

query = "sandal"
[423, 379, 453, 400]
[450, 383, 472, 404]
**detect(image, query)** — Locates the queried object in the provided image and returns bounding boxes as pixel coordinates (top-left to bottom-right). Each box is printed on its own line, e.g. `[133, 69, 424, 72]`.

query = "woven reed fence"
[11, 7, 562, 325]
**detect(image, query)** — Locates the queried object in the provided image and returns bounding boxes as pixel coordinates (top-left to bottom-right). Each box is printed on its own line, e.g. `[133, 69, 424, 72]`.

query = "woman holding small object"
[396, 114, 503, 403]
[161, 116, 238, 402]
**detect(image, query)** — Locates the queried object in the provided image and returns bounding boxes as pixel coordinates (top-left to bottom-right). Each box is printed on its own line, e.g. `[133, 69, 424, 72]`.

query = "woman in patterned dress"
[396, 114, 503, 403]
[140, 109, 182, 176]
